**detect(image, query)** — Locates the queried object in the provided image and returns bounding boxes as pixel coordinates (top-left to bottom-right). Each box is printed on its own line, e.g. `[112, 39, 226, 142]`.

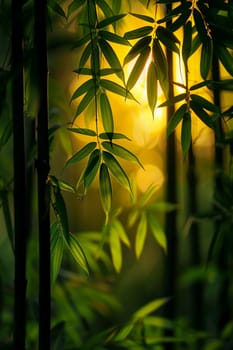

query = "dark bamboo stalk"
[163, 5, 177, 349]
[11, 0, 27, 348]
[34, 1, 50, 348]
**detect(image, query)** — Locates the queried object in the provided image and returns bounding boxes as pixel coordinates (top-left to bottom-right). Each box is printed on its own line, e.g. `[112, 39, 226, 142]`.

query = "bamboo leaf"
[65, 142, 97, 168]
[98, 38, 124, 81]
[215, 44, 233, 76]
[200, 37, 213, 80]
[97, 14, 126, 28]
[96, 0, 113, 18]
[128, 209, 139, 228]
[190, 100, 214, 128]
[70, 79, 94, 102]
[99, 163, 112, 217]
[65, 233, 89, 275]
[100, 79, 137, 101]
[79, 41, 92, 68]
[190, 94, 219, 113]
[100, 92, 114, 134]
[156, 26, 180, 54]
[74, 68, 92, 75]
[111, 219, 130, 247]
[152, 38, 168, 95]
[99, 30, 129, 46]
[132, 298, 170, 322]
[124, 26, 153, 40]
[103, 151, 132, 194]
[68, 0, 85, 17]
[50, 222, 64, 283]
[182, 20, 192, 63]
[138, 185, 157, 208]
[135, 212, 147, 259]
[167, 104, 187, 136]
[53, 186, 70, 242]
[148, 211, 167, 252]
[147, 61, 157, 117]
[181, 111, 192, 154]
[159, 93, 186, 108]
[67, 127, 97, 136]
[87, 0, 97, 27]
[109, 224, 122, 272]
[127, 46, 150, 90]
[168, 8, 191, 32]
[72, 33, 91, 48]
[48, 0, 67, 19]
[102, 141, 144, 168]
[193, 9, 208, 44]
[99, 132, 130, 140]
[50, 176, 76, 193]
[83, 149, 101, 191]
[124, 36, 152, 65]
[74, 86, 97, 120]
[129, 12, 155, 23]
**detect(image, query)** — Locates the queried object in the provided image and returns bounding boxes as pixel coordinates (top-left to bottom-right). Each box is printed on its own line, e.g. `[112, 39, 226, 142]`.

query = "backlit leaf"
[99, 30, 129, 46]
[100, 92, 114, 134]
[72, 33, 91, 48]
[87, 0, 97, 27]
[200, 37, 213, 79]
[129, 12, 155, 23]
[190, 94, 219, 113]
[147, 61, 157, 117]
[124, 26, 153, 40]
[124, 36, 152, 65]
[50, 222, 64, 283]
[48, 0, 67, 19]
[99, 132, 130, 140]
[168, 8, 191, 32]
[109, 225, 122, 272]
[83, 149, 101, 191]
[53, 186, 70, 241]
[156, 26, 180, 54]
[159, 93, 186, 108]
[103, 151, 132, 193]
[167, 103, 187, 136]
[67, 127, 97, 136]
[65, 233, 89, 275]
[181, 111, 192, 154]
[68, 0, 85, 17]
[102, 141, 144, 168]
[74, 87, 97, 120]
[138, 185, 157, 208]
[100, 79, 137, 101]
[127, 46, 150, 90]
[152, 39, 168, 94]
[99, 163, 112, 217]
[135, 212, 147, 258]
[65, 142, 97, 168]
[215, 44, 233, 76]
[97, 14, 126, 28]
[148, 211, 167, 252]
[79, 41, 92, 68]
[70, 79, 94, 102]
[132, 298, 170, 321]
[182, 20, 192, 63]
[111, 219, 130, 247]
[190, 100, 214, 128]
[96, 0, 113, 18]
[193, 9, 208, 43]
[98, 38, 124, 81]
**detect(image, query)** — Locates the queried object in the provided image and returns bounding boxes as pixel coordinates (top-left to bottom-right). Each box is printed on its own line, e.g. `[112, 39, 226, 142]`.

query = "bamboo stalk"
[34, 1, 51, 348]
[11, 0, 27, 348]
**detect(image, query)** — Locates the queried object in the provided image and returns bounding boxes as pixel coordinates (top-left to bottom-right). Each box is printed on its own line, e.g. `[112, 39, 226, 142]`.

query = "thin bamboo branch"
[11, 0, 27, 348]
[34, 0, 51, 348]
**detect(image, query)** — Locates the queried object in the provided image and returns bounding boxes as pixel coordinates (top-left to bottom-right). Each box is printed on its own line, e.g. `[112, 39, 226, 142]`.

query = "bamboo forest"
[0, 0, 233, 349]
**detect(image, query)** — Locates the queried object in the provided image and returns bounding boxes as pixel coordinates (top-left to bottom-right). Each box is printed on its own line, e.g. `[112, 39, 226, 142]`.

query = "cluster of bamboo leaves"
[48, 0, 233, 276]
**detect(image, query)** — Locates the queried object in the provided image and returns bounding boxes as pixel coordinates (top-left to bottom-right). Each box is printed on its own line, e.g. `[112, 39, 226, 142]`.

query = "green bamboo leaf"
[181, 111, 192, 154]
[152, 38, 168, 95]
[156, 26, 180, 54]
[102, 141, 144, 168]
[70, 79, 94, 102]
[138, 185, 157, 208]
[147, 61, 157, 117]
[87, 0, 97, 27]
[135, 212, 147, 259]
[91, 42, 100, 73]
[100, 92, 114, 134]
[83, 149, 101, 191]
[53, 186, 70, 242]
[167, 103, 187, 136]
[124, 36, 152, 65]
[74, 86, 97, 120]
[67, 127, 97, 136]
[68, 0, 85, 17]
[190, 94, 219, 113]
[50, 176, 76, 193]
[99, 30, 129, 46]
[124, 26, 153, 40]
[190, 100, 214, 128]
[103, 151, 132, 193]
[129, 12, 155, 23]
[79, 41, 92, 68]
[159, 93, 186, 108]
[72, 33, 91, 48]
[48, 0, 67, 19]
[148, 211, 167, 252]
[168, 8, 191, 32]
[191, 33, 201, 55]
[96, 0, 113, 18]
[65, 233, 89, 275]
[98, 38, 124, 81]
[73, 68, 92, 75]
[99, 163, 112, 217]
[109, 224, 122, 272]
[193, 9, 208, 44]
[100, 79, 137, 101]
[128, 209, 139, 228]
[157, 2, 190, 24]
[50, 222, 64, 283]
[127, 46, 151, 90]
[215, 44, 233, 76]
[97, 14, 126, 28]
[132, 298, 170, 322]
[200, 37, 213, 79]
[149, 201, 177, 212]
[65, 142, 97, 168]
[111, 219, 130, 247]
[182, 20, 192, 63]
[99, 132, 130, 140]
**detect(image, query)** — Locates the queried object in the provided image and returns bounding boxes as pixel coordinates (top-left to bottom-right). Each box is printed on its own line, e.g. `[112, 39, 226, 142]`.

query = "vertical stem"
[34, 1, 50, 348]
[11, 0, 27, 348]
[163, 4, 177, 348]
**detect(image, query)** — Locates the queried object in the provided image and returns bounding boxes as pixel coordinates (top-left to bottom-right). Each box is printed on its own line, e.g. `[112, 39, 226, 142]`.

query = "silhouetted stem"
[34, 1, 51, 348]
[12, 0, 27, 348]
